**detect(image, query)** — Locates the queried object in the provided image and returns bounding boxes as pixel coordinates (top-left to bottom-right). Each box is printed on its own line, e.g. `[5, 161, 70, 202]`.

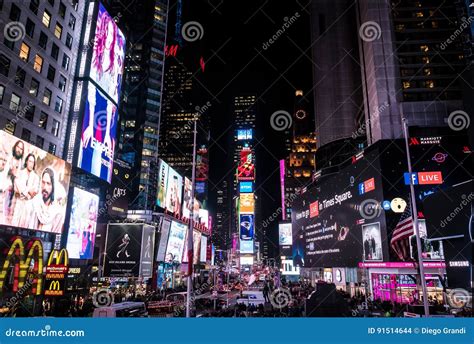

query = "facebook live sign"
[404, 171, 443, 185]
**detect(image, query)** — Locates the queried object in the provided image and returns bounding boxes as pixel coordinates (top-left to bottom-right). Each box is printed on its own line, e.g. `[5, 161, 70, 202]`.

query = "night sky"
[174, 0, 314, 256]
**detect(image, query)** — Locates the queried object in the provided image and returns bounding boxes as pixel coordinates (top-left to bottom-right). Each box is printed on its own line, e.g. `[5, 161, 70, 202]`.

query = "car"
[236, 291, 265, 306]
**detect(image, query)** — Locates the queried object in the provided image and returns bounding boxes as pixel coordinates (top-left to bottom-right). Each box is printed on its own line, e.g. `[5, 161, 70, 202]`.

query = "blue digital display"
[239, 181, 253, 193]
[237, 129, 253, 141]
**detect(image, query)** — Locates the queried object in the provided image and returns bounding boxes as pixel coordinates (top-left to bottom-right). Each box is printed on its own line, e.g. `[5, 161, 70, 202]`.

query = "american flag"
[390, 200, 414, 260]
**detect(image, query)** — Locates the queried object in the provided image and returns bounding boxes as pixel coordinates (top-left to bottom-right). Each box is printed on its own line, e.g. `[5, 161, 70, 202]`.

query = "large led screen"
[78, 84, 118, 183]
[90, 3, 125, 104]
[165, 165, 182, 216]
[156, 159, 169, 208]
[279, 223, 293, 246]
[239, 193, 255, 213]
[200, 235, 208, 262]
[237, 149, 255, 181]
[239, 214, 254, 240]
[0, 131, 71, 233]
[182, 230, 202, 264]
[165, 221, 187, 263]
[66, 188, 99, 259]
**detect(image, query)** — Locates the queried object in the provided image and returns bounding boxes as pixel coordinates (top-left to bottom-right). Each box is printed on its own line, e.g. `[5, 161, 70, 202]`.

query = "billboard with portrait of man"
[0, 131, 71, 233]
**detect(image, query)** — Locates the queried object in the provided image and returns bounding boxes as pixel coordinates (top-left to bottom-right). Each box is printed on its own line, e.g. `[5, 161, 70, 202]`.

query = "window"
[35, 136, 44, 149]
[54, 96, 63, 113]
[39, 111, 48, 129]
[26, 18, 35, 38]
[48, 143, 56, 155]
[5, 120, 16, 135]
[0, 85, 4, 104]
[19, 42, 30, 61]
[65, 33, 73, 49]
[69, 15, 76, 30]
[15, 67, 26, 87]
[0, 54, 10, 76]
[24, 103, 35, 122]
[21, 129, 31, 143]
[58, 74, 66, 91]
[51, 43, 59, 60]
[59, 2, 66, 18]
[39, 31, 48, 49]
[61, 54, 70, 70]
[9, 3, 21, 21]
[51, 119, 60, 136]
[42, 10, 51, 28]
[29, 78, 39, 96]
[47, 65, 56, 82]
[10, 93, 21, 112]
[43, 88, 52, 105]
[33, 54, 43, 73]
[54, 23, 62, 39]
[71, 0, 78, 11]
[30, 0, 39, 14]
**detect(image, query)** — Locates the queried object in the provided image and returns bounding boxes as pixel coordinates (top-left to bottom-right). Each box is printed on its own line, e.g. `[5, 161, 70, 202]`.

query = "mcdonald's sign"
[44, 249, 68, 297]
[0, 237, 44, 296]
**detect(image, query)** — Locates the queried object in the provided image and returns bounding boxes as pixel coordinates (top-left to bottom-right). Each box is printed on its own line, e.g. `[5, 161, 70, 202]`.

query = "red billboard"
[237, 149, 255, 181]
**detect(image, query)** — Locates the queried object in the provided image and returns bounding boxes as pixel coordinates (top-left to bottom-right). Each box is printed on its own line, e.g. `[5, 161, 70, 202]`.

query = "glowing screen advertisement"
[156, 159, 169, 209]
[237, 149, 255, 181]
[237, 129, 253, 141]
[279, 223, 293, 246]
[239, 193, 255, 213]
[182, 230, 201, 264]
[239, 181, 253, 193]
[66, 188, 99, 259]
[90, 3, 125, 104]
[165, 220, 187, 263]
[165, 166, 183, 216]
[0, 131, 71, 233]
[78, 84, 118, 183]
[240, 214, 254, 240]
[240, 239, 254, 254]
[200, 236, 208, 262]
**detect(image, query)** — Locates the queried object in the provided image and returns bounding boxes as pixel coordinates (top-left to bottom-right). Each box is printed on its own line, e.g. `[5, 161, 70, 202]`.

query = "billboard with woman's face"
[66, 188, 99, 259]
[0, 131, 71, 233]
[90, 3, 125, 104]
[78, 84, 118, 183]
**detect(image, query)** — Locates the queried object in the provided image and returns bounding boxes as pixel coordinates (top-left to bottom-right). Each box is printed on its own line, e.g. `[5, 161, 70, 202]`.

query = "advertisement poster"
[107, 159, 131, 218]
[156, 159, 169, 208]
[237, 149, 255, 181]
[279, 223, 293, 246]
[156, 218, 171, 261]
[165, 166, 182, 216]
[182, 230, 201, 264]
[165, 221, 187, 263]
[239, 214, 254, 240]
[200, 235, 208, 263]
[139, 225, 155, 278]
[362, 223, 383, 261]
[104, 224, 143, 277]
[78, 84, 118, 183]
[196, 147, 209, 181]
[239, 193, 254, 213]
[199, 209, 209, 229]
[240, 239, 254, 254]
[237, 129, 252, 141]
[66, 188, 99, 259]
[90, 2, 125, 104]
[182, 177, 192, 218]
[0, 131, 71, 233]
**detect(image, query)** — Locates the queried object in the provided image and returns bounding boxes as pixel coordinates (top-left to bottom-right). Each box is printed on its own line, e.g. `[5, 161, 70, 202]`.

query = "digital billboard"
[165, 165, 182, 216]
[182, 230, 201, 264]
[90, 3, 125, 104]
[239, 193, 254, 213]
[156, 218, 171, 262]
[237, 149, 255, 181]
[362, 222, 383, 261]
[156, 159, 169, 208]
[196, 147, 208, 181]
[182, 177, 192, 218]
[240, 256, 254, 265]
[240, 239, 254, 254]
[0, 130, 71, 233]
[164, 220, 187, 263]
[106, 159, 131, 218]
[66, 188, 99, 259]
[104, 224, 154, 277]
[199, 209, 209, 229]
[78, 84, 118, 183]
[278, 223, 292, 246]
[237, 129, 252, 141]
[200, 235, 208, 262]
[239, 181, 253, 193]
[239, 214, 254, 240]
